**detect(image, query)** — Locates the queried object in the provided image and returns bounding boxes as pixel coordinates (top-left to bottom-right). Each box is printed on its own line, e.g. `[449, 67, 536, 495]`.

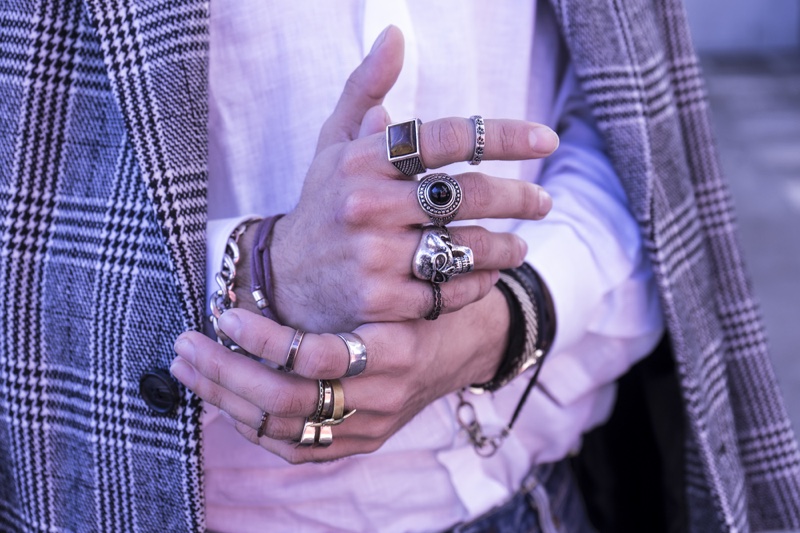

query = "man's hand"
[265, 26, 558, 332]
[172, 286, 511, 463]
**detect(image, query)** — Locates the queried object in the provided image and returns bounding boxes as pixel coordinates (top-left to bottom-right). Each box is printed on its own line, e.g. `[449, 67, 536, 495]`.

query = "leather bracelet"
[456, 263, 557, 456]
[471, 279, 527, 392]
[250, 214, 284, 321]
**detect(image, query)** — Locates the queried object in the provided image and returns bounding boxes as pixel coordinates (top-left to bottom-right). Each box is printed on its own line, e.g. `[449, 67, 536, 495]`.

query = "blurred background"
[684, 0, 800, 489]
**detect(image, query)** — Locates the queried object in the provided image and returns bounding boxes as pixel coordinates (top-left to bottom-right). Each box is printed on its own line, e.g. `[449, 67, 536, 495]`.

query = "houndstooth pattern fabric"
[550, 0, 800, 531]
[0, 0, 206, 531]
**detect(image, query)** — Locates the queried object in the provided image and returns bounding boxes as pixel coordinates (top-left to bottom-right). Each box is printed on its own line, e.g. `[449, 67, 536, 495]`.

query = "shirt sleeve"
[513, 64, 664, 419]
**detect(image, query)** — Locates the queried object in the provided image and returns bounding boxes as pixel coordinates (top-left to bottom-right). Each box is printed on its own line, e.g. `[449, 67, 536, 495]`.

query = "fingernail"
[369, 25, 391, 55]
[174, 334, 196, 364]
[538, 189, 553, 218]
[170, 358, 196, 388]
[218, 310, 242, 338]
[530, 126, 559, 154]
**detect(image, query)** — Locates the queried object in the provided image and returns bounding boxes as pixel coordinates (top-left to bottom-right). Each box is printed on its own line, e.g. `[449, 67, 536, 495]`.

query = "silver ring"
[413, 227, 474, 283]
[337, 333, 368, 378]
[469, 115, 485, 166]
[256, 411, 269, 438]
[387, 118, 426, 176]
[417, 173, 463, 226]
[425, 282, 443, 320]
[282, 329, 305, 372]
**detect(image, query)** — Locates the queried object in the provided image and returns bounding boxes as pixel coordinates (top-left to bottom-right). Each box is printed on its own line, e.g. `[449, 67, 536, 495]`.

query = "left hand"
[171, 289, 509, 463]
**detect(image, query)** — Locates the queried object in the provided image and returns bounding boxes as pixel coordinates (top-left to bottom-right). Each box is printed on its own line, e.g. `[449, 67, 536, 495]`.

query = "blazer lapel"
[83, 0, 209, 330]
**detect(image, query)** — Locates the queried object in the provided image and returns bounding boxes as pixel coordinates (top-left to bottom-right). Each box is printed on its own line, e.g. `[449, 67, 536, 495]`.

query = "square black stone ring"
[386, 119, 427, 177]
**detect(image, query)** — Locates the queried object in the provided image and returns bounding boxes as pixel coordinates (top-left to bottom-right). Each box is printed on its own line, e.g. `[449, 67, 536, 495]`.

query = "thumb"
[316, 25, 404, 154]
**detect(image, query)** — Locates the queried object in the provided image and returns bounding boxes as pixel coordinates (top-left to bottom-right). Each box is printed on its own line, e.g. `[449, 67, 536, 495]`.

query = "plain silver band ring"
[283, 329, 305, 372]
[469, 115, 485, 166]
[337, 332, 368, 378]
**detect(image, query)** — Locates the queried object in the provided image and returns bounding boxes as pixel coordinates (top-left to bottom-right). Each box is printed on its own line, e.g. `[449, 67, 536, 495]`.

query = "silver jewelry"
[425, 282, 443, 321]
[417, 173, 462, 226]
[299, 379, 357, 446]
[282, 329, 305, 372]
[209, 217, 262, 352]
[337, 332, 368, 378]
[256, 411, 269, 439]
[468, 115, 485, 166]
[386, 118, 426, 176]
[413, 227, 474, 284]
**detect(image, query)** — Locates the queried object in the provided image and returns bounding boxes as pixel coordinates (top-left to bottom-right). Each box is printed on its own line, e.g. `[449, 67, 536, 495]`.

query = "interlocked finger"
[215, 312, 370, 380]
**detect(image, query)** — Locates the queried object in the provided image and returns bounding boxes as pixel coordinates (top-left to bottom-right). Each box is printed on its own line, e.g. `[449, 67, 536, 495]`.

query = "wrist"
[464, 286, 512, 386]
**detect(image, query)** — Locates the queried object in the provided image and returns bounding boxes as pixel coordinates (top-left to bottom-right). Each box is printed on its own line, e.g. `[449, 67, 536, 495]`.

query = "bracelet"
[250, 214, 284, 321]
[456, 263, 557, 457]
[208, 217, 262, 352]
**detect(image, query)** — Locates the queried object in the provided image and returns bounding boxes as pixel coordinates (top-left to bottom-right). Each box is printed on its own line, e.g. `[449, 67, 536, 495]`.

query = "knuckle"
[204, 384, 225, 408]
[359, 279, 392, 317]
[339, 142, 371, 176]
[281, 448, 306, 465]
[297, 344, 340, 378]
[430, 121, 467, 159]
[468, 175, 493, 213]
[337, 189, 377, 227]
[499, 123, 521, 153]
[262, 387, 308, 417]
[265, 418, 296, 441]
[517, 182, 538, 216]
[476, 271, 495, 299]
[235, 422, 260, 445]
[466, 228, 491, 260]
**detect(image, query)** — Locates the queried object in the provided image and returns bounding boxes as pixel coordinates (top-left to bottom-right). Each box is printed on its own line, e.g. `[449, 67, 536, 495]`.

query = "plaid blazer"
[0, 0, 797, 532]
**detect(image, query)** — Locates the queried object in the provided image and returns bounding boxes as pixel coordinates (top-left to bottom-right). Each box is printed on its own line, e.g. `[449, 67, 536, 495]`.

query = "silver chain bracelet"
[209, 218, 261, 352]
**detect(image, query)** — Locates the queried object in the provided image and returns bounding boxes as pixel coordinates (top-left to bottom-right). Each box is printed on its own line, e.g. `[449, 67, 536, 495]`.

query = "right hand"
[269, 26, 559, 332]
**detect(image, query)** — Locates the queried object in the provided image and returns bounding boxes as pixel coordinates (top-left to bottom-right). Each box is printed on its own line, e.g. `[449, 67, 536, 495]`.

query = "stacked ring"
[298, 379, 357, 447]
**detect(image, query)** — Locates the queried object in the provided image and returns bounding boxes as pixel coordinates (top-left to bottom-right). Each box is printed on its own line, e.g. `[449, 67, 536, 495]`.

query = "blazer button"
[139, 369, 180, 414]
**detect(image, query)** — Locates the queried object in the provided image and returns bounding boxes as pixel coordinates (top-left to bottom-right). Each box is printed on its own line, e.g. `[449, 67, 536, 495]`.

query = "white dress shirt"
[204, 1, 664, 532]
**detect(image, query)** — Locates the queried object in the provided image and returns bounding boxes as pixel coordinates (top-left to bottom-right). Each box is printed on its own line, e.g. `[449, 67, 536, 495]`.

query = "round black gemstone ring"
[417, 173, 462, 226]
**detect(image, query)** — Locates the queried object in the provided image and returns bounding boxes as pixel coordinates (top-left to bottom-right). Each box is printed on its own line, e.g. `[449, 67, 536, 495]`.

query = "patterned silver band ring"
[469, 115, 485, 166]
[425, 282, 443, 321]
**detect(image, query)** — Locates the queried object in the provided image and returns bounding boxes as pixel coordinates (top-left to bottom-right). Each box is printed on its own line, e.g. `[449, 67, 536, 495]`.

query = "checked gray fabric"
[550, 0, 800, 531]
[0, 1, 798, 533]
[0, 0, 206, 531]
